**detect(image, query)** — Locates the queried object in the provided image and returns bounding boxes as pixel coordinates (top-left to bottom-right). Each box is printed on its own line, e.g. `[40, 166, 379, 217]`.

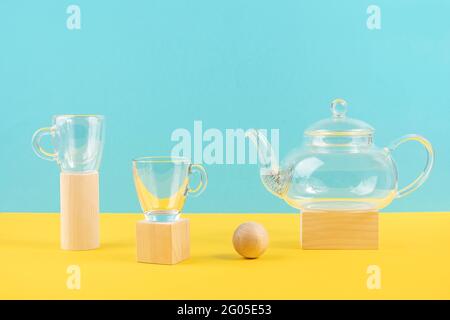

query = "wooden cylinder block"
[60, 172, 100, 251]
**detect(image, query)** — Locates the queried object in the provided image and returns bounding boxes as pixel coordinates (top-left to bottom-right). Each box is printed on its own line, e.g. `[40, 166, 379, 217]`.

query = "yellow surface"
[0, 212, 449, 300]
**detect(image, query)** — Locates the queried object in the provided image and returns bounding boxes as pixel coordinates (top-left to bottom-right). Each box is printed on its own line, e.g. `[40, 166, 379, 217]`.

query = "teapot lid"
[305, 99, 374, 137]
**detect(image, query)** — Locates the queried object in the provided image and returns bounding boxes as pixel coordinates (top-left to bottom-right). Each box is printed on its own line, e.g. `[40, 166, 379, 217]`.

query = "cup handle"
[32, 127, 57, 161]
[188, 164, 208, 197]
[387, 134, 434, 199]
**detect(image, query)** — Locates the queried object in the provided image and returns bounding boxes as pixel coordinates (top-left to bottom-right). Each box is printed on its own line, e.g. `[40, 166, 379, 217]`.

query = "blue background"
[0, 0, 448, 213]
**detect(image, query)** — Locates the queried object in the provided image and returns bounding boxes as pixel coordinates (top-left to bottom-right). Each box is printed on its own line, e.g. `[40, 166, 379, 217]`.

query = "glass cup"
[32, 115, 105, 173]
[133, 156, 208, 222]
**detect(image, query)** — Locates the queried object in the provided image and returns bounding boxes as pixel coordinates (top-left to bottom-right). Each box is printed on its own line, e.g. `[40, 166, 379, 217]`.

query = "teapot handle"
[387, 134, 434, 199]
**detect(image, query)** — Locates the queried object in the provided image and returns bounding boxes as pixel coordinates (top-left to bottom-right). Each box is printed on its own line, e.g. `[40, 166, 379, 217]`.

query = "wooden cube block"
[301, 211, 379, 250]
[136, 219, 190, 265]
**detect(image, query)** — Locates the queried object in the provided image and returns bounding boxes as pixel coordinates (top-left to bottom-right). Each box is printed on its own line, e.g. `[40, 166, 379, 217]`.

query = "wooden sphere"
[232, 222, 269, 259]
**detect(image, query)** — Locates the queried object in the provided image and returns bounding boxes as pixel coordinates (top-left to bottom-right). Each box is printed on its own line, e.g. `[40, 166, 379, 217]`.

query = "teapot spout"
[246, 129, 289, 197]
[246, 129, 279, 171]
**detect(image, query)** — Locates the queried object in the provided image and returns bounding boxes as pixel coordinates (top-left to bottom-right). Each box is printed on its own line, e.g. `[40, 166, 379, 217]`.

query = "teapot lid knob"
[305, 98, 374, 137]
[331, 98, 348, 118]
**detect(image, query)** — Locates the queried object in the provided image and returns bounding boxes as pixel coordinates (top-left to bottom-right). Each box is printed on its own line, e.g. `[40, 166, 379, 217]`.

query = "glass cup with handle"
[31, 115, 105, 250]
[133, 156, 208, 222]
[32, 115, 105, 173]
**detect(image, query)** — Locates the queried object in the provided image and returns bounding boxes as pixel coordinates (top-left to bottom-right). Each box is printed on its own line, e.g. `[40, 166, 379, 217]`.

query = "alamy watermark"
[170, 121, 279, 166]
[67, 5, 81, 30]
[366, 265, 381, 290]
[367, 5, 381, 30]
[66, 265, 81, 290]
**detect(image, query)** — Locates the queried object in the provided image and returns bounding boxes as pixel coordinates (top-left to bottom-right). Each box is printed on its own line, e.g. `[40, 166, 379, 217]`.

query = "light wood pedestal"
[60, 172, 100, 251]
[301, 211, 379, 250]
[136, 218, 190, 265]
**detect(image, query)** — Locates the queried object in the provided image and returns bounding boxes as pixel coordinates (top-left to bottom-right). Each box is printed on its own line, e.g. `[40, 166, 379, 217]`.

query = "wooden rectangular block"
[136, 218, 190, 265]
[60, 172, 99, 251]
[301, 211, 379, 250]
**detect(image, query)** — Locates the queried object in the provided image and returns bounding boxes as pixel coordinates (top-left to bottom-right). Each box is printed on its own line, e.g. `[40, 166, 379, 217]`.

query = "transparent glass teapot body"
[282, 140, 397, 211]
[247, 99, 434, 212]
[32, 115, 105, 173]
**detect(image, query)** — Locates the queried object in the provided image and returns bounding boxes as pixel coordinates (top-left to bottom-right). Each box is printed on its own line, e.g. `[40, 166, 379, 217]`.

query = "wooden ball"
[232, 222, 269, 259]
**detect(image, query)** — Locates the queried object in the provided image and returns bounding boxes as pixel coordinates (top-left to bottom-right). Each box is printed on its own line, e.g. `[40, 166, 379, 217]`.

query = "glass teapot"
[247, 99, 434, 212]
